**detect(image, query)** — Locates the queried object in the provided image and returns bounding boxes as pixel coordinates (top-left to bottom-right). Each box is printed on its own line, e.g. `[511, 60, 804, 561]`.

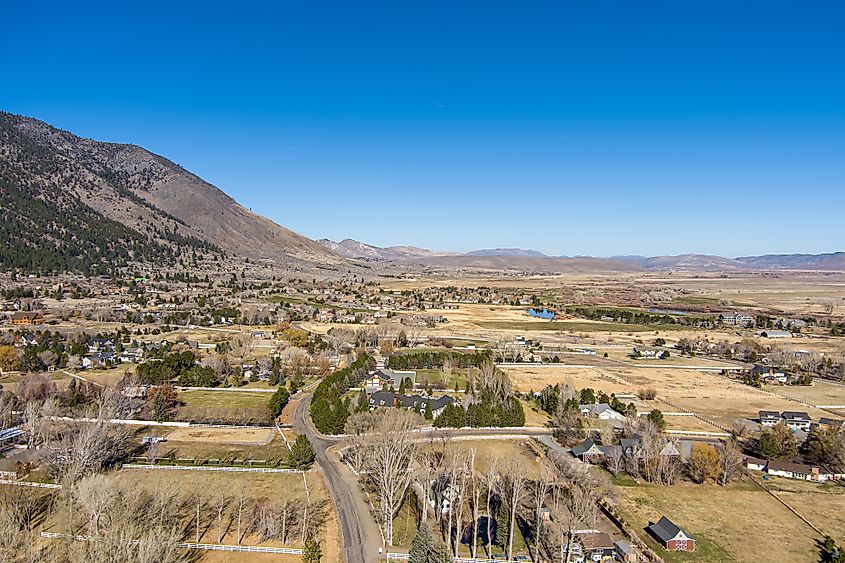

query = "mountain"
[466, 248, 548, 258]
[317, 238, 437, 260]
[408, 254, 640, 273]
[735, 252, 845, 270]
[0, 112, 342, 273]
[630, 254, 748, 271]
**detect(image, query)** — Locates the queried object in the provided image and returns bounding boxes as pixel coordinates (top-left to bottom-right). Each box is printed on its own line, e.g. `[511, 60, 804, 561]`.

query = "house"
[10, 311, 42, 325]
[760, 330, 792, 339]
[759, 410, 781, 426]
[614, 540, 636, 562]
[571, 439, 606, 463]
[121, 385, 151, 399]
[781, 411, 811, 431]
[580, 532, 615, 561]
[630, 347, 669, 360]
[766, 459, 818, 481]
[750, 365, 787, 384]
[364, 368, 417, 393]
[647, 516, 696, 552]
[367, 391, 453, 419]
[744, 455, 767, 472]
[620, 436, 680, 460]
[0, 458, 24, 481]
[579, 403, 625, 421]
[818, 418, 845, 430]
[720, 313, 755, 326]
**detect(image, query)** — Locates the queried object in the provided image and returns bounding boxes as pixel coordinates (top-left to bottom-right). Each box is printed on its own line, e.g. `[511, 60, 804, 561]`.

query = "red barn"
[647, 516, 695, 552]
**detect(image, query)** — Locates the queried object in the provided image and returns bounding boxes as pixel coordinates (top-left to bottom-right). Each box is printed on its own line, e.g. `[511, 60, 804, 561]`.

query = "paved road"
[293, 394, 382, 563]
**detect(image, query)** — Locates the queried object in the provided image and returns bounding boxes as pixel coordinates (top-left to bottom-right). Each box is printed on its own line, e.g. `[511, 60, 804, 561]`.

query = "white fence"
[122, 463, 303, 474]
[40, 532, 304, 554]
[0, 479, 62, 489]
[176, 386, 276, 393]
[49, 416, 275, 430]
[387, 554, 502, 562]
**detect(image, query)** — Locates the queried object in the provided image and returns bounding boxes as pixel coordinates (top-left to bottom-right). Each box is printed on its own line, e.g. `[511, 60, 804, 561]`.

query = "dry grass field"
[615, 479, 820, 563]
[764, 382, 845, 408]
[502, 363, 839, 428]
[166, 426, 276, 445]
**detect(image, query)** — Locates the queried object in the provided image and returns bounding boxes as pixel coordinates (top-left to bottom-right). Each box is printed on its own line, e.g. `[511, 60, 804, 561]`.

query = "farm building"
[647, 516, 696, 552]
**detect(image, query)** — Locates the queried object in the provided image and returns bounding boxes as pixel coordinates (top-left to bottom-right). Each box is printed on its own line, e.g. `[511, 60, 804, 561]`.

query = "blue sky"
[3, 1, 844, 256]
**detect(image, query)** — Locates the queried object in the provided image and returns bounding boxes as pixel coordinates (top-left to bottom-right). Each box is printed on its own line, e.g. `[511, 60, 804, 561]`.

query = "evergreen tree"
[495, 501, 509, 548]
[409, 525, 450, 563]
[301, 536, 322, 563]
[268, 385, 291, 418]
[287, 435, 316, 469]
[153, 391, 171, 422]
[424, 400, 433, 421]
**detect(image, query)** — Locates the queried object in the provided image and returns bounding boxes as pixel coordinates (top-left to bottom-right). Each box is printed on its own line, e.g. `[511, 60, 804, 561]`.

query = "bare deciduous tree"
[359, 409, 420, 546]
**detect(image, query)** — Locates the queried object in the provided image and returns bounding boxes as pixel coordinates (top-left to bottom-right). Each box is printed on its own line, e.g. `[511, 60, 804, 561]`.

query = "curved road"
[293, 394, 382, 563]
[293, 393, 569, 562]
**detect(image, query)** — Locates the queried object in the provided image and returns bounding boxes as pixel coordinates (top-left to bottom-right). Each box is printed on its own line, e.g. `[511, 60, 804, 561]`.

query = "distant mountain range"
[0, 112, 342, 274]
[4, 110, 841, 276]
[318, 239, 845, 272]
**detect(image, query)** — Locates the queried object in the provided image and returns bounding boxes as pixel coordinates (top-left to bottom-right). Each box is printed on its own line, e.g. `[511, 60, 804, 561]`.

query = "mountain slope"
[466, 248, 548, 258]
[318, 238, 438, 260]
[735, 252, 845, 270]
[0, 112, 342, 273]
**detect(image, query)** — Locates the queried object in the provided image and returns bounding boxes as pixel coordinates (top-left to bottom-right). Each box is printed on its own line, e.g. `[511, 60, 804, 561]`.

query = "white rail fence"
[39, 532, 304, 554]
[0, 479, 62, 489]
[386, 554, 502, 562]
[122, 463, 303, 474]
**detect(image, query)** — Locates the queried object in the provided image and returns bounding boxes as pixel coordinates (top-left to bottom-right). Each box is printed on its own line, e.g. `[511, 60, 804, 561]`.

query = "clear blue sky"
[3, 1, 844, 257]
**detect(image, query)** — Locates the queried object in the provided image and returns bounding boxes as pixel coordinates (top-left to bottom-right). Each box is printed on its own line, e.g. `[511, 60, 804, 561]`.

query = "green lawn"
[178, 389, 271, 409]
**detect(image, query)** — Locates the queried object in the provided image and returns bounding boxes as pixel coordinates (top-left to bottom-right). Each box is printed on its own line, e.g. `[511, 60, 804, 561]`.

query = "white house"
[579, 403, 625, 421]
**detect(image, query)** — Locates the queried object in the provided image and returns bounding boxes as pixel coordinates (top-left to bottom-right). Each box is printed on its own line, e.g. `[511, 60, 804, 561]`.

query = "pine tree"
[410, 525, 451, 563]
[495, 501, 509, 548]
[301, 536, 322, 563]
[424, 400, 433, 421]
[153, 391, 171, 422]
[287, 435, 316, 469]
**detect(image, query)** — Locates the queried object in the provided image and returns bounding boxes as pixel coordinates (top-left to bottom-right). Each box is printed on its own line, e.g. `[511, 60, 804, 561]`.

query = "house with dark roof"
[766, 459, 818, 481]
[571, 439, 606, 463]
[781, 411, 811, 431]
[758, 410, 780, 426]
[10, 311, 42, 325]
[368, 391, 453, 419]
[750, 365, 787, 383]
[647, 516, 695, 552]
[580, 531, 615, 559]
[364, 368, 417, 393]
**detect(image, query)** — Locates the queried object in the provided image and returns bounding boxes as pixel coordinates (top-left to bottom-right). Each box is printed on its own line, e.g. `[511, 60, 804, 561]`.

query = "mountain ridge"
[319, 238, 845, 271]
[0, 111, 344, 273]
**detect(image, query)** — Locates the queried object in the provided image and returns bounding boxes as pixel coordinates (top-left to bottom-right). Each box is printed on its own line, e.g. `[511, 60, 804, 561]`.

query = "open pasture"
[616, 479, 819, 563]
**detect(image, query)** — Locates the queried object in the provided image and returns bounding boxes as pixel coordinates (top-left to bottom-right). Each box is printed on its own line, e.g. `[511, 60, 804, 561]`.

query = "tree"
[718, 439, 745, 486]
[501, 459, 529, 560]
[269, 385, 291, 418]
[0, 345, 20, 372]
[359, 409, 420, 545]
[302, 536, 322, 563]
[424, 400, 433, 421]
[687, 443, 719, 483]
[409, 525, 450, 563]
[757, 422, 797, 460]
[288, 435, 316, 469]
[804, 426, 845, 466]
[153, 390, 171, 422]
[646, 409, 666, 431]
